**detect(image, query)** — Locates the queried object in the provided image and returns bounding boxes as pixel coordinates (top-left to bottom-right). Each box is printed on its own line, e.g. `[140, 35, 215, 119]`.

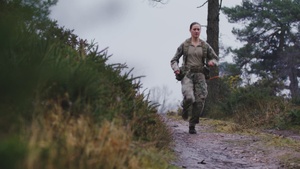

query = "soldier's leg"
[181, 98, 192, 120]
[189, 100, 205, 134]
[189, 100, 205, 126]
[189, 73, 208, 133]
[181, 73, 195, 120]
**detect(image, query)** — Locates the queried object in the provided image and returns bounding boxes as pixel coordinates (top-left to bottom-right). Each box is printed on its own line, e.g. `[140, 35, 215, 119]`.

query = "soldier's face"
[190, 24, 201, 38]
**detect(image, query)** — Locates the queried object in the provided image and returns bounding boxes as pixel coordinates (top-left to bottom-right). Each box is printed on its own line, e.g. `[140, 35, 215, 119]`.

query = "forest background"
[0, 0, 300, 169]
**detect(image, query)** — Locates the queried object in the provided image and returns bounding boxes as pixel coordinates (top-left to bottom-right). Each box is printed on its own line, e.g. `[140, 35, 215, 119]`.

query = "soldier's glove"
[175, 69, 185, 81]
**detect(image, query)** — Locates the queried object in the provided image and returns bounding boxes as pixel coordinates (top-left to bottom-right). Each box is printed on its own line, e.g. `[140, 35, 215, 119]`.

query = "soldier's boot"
[189, 126, 196, 134]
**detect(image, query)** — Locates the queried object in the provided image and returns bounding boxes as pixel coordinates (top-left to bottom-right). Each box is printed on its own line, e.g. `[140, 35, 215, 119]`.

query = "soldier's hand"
[208, 61, 215, 67]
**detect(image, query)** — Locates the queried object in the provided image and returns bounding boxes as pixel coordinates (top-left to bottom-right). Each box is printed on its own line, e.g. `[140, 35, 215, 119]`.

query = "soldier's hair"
[189, 22, 201, 30]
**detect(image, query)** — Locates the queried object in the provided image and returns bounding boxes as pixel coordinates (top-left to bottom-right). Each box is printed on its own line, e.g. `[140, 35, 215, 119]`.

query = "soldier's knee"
[185, 97, 194, 105]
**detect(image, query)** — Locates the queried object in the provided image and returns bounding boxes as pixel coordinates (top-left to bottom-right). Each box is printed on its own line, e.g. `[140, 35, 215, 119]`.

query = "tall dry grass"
[22, 104, 175, 169]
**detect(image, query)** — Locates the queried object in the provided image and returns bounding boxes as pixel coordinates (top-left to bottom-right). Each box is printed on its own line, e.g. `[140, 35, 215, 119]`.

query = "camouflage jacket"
[170, 38, 219, 73]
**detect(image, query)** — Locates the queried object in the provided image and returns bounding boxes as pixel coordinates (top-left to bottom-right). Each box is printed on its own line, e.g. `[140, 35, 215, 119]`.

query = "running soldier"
[170, 22, 219, 134]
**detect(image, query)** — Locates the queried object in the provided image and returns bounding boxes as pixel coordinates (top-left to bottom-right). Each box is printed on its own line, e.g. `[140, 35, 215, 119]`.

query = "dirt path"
[161, 114, 300, 169]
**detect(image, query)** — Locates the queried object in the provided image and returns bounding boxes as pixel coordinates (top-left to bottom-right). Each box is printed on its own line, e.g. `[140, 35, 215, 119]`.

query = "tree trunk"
[289, 66, 300, 102]
[206, 0, 219, 55]
[204, 0, 220, 116]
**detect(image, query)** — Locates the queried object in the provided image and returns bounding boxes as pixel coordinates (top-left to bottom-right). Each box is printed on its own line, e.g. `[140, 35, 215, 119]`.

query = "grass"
[201, 115, 300, 168]
[19, 107, 176, 169]
[0, 1, 176, 168]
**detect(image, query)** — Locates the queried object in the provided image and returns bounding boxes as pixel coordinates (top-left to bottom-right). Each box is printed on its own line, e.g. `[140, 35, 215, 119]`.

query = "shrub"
[0, 2, 175, 168]
[207, 80, 297, 129]
[0, 137, 27, 169]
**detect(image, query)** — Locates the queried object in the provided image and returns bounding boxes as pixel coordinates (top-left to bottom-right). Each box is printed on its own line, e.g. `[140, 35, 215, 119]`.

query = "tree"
[196, 0, 222, 115]
[206, 0, 220, 55]
[206, 0, 222, 114]
[222, 0, 300, 102]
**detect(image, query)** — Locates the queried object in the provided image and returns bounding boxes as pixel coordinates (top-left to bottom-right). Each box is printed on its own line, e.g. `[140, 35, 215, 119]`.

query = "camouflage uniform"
[170, 38, 219, 127]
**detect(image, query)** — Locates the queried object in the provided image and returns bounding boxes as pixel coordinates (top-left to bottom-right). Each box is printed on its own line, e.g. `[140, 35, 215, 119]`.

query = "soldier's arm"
[207, 44, 219, 67]
[170, 43, 184, 72]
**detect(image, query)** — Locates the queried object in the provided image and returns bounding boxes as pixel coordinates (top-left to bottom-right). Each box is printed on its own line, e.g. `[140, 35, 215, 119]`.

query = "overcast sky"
[50, 0, 242, 108]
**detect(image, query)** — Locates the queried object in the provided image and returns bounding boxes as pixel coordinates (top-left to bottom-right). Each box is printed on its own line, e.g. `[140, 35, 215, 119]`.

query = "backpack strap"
[182, 39, 190, 64]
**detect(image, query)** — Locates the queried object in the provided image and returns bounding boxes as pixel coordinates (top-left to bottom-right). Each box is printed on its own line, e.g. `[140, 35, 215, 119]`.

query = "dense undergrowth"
[204, 76, 300, 131]
[0, 1, 175, 169]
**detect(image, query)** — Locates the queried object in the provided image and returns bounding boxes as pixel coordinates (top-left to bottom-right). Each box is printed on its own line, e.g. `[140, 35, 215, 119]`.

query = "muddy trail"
[161, 114, 300, 169]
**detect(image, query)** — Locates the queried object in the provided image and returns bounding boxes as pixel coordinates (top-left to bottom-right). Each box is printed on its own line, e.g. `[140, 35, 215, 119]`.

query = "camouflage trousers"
[181, 72, 208, 126]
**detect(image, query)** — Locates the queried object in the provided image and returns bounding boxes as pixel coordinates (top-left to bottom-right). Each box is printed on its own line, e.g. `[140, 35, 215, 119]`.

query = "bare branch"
[148, 0, 169, 6]
[197, 1, 208, 8]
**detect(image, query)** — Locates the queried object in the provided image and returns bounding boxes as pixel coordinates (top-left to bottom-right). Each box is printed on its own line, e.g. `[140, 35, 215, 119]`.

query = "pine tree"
[204, 0, 222, 115]
[222, 0, 300, 102]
